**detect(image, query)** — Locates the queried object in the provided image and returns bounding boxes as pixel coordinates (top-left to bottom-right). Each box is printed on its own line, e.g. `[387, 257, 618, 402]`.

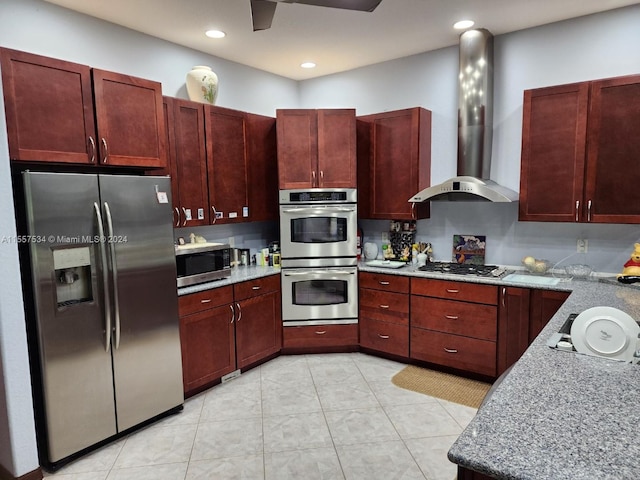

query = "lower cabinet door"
[180, 304, 236, 394]
[410, 328, 496, 377]
[359, 317, 408, 357]
[235, 291, 282, 369]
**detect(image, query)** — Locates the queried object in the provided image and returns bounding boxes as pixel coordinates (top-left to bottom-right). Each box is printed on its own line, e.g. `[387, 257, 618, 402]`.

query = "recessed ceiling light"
[205, 29, 226, 39]
[453, 20, 475, 30]
[300, 62, 316, 69]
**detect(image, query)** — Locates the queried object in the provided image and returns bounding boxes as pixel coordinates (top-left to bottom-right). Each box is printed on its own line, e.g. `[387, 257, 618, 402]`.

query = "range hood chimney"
[409, 29, 518, 203]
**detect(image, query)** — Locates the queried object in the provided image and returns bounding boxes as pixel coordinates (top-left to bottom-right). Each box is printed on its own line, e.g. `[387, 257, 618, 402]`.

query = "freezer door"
[98, 175, 183, 431]
[22, 172, 117, 463]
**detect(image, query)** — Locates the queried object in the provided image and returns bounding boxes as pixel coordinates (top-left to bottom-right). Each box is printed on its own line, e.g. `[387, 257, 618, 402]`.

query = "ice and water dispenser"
[52, 246, 93, 307]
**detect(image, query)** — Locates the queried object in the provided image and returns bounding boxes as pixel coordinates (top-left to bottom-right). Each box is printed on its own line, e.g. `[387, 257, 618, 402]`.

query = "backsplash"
[360, 202, 640, 275]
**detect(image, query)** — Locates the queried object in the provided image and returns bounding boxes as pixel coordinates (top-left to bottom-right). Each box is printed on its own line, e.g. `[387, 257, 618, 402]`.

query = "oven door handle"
[280, 206, 356, 214]
[283, 269, 356, 276]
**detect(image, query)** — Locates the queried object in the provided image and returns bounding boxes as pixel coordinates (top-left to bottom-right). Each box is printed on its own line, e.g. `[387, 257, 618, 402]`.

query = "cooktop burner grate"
[418, 262, 499, 277]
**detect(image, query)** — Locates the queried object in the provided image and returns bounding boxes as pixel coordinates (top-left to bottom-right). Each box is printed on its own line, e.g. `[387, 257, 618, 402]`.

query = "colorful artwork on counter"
[452, 234, 486, 265]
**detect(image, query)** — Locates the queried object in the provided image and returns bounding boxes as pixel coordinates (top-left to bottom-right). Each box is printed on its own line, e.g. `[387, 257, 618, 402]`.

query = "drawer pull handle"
[379, 281, 390, 285]
[379, 304, 390, 309]
[444, 348, 458, 353]
[446, 289, 460, 293]
[200, 299, 212, 304]
[252, 286, 261, 290]
[378, 334, 390, 339]
[315, 330, 327, 335]
[445, 315, 459, 320]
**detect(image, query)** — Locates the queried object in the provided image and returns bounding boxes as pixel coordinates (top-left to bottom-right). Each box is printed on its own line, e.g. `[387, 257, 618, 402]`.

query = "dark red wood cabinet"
[519, 74, 640, 224]
[1, 47, 166, 168]
[357, 107, 431, 220]
[276, 109, 356, 189]
[161, 97, 209, 227]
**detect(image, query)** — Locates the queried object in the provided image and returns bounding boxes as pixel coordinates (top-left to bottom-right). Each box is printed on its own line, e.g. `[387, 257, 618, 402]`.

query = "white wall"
[301, 5, 640, 272]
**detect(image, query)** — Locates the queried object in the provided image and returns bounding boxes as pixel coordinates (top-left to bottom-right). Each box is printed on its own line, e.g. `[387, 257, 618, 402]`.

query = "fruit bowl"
[522, 257, 551, 274]
[564, 264, 593, 278]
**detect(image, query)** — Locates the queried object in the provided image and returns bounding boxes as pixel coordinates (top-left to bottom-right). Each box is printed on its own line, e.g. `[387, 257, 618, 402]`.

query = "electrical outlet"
[381, 231, 389, 243]
[577, 239, 588, 253]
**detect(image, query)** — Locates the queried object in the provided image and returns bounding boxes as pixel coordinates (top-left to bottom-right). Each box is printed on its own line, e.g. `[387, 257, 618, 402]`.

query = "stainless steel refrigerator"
[21, 171, 184, 469]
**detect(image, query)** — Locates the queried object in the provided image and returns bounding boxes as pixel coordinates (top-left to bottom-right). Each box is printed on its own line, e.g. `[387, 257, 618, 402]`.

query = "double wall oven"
[279, 188, 358, 326]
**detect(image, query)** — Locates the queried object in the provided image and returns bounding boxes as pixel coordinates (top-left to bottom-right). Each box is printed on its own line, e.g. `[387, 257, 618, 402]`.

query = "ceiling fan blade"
[250, 0, 278, 31]
[294, 0, 383, 12]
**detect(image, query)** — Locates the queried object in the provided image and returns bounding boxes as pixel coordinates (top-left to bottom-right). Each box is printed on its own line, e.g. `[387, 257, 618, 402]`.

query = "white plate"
[570, 306, 640, 361]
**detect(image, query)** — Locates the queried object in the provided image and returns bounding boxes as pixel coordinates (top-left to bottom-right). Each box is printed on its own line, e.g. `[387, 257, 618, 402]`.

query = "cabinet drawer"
[359, 317, 408, 357]
[233, 274, 280, 301]
[410, 328, 496, 377]
[178, 285, 233, 316]
[411, 296, 496, 341]
[359, 272, 410, 293]
[359, 288, 409, 326]
[283, 324, 358, 349]
[411, 278, 498, 305]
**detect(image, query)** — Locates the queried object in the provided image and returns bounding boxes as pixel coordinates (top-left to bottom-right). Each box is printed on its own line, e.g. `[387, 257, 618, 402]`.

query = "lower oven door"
[281, 266, 358, 325]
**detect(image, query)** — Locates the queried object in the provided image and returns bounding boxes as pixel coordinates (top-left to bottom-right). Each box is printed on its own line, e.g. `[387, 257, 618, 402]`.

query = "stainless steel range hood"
[409, 29, 518, 203]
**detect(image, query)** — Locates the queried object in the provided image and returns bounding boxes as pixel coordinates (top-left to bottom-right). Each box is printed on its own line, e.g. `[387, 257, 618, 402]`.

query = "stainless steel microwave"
[175, 243, 231, 287]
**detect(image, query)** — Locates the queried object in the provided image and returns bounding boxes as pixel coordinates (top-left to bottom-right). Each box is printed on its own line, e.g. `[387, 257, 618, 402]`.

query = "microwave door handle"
[94, 202, 111, 353]
[103, 202, 121, 350]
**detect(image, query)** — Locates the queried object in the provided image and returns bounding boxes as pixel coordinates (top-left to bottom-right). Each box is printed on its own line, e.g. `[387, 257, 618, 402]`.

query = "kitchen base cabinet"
[234, 275, 282, 369]
[497, 287, 570, 376]
[179, 275, 282, 396]
[410, 278, 498, 377]
[282, 324, 358, 353]
[179, 287, 235, 395]
[359, 272, 410, 357]
[457, 466, 493, 480]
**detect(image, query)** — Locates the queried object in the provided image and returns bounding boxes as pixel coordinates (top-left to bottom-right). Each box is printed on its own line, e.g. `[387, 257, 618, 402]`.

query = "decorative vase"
[185, 66, 218, 104]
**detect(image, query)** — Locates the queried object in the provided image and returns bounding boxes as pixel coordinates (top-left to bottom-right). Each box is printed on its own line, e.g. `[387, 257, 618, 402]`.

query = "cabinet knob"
[379, 281, 390, 285]
[100, 138, 108, 163]
[252, 286, 261, 290]
[378, 334, 390, 339]
[446, 289, 460, 294]
[315, 330, 327, 335]
[445, 315, 459, 320]
[379, 304, 390, 309]
[88, 136, 96, 163]
[200, 299, 212, 304]
[444, 348, 458, 354]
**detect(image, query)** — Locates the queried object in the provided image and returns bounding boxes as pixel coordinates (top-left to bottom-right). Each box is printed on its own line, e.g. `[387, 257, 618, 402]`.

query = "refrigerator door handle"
[103, 202, 121, 350]
[94, 202, 111, 353]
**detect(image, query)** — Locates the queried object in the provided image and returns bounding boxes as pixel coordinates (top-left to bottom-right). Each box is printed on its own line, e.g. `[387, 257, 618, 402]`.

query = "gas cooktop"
[418, 262, 506, 277]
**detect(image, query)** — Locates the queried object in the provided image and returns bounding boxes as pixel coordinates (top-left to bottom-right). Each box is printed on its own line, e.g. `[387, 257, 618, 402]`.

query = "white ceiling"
[44, 0, 638, 80]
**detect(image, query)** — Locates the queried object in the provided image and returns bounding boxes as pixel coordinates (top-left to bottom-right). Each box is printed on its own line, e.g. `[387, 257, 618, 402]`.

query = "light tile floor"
[44, 353, 477, 480]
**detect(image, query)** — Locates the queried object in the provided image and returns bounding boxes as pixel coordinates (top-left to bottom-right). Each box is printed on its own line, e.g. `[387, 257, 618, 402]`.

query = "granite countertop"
[177, 265, 281, 296]
[446, 279, 640, 479]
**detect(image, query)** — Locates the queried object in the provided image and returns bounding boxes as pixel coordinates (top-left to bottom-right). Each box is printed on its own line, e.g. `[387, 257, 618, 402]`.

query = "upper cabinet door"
[358, 107, 431, 220]
[276, 109, 318, 189]
[0, 48, 96, 164]
[246, 112, 278, 222]
[205, 106, 249, 224]
[317, 109, 356, 188]
[584, 75, 640, 224]
[92, 69, 166, 168]
[518, 83, 589, 222]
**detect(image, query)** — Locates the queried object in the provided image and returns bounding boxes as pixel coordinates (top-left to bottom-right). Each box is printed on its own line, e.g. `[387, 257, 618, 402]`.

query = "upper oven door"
[279, 204, 357, 259]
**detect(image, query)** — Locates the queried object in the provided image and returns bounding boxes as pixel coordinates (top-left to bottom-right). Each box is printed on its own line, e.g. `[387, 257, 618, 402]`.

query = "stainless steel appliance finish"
[409, 29, 518, 203]
[22, 172, 183, 467]
[175, 242, 231, 287]
[281, 266, 358, 325]
[279, 188, 357, 266]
